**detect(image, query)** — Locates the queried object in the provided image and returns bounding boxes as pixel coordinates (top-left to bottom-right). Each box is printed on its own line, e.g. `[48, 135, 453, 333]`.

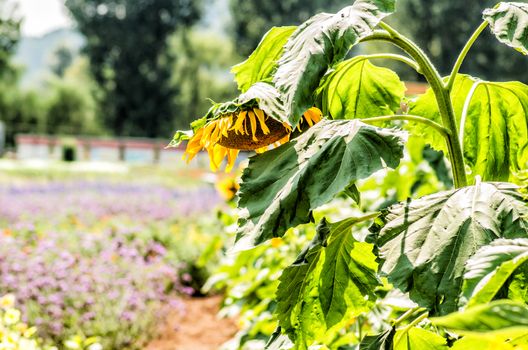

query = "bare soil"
[145, 296, 238, 350]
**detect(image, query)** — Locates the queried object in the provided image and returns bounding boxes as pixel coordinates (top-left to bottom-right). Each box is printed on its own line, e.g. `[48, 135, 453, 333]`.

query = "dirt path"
[145, 296, 238, 350]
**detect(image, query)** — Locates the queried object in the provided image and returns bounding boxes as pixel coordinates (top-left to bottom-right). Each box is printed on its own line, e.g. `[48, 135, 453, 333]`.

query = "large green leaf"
[359, 328, 395, 350]
[273, 0, 396, 126]
[368, 181, 528, 314]
[508, 263, 528, 303]
[483, 2, 528, 55]
[451, 337, 519, 350]
[232, 26, 296, 92]
[276, 218, 380, 348]
[393, 327, 448, 350]
[317, 57, 406, 120]
[461, 238, 528, 307]
[409, 74, 528, 181]
[236, 119, 405, 248]
[431, 300, 528, 336]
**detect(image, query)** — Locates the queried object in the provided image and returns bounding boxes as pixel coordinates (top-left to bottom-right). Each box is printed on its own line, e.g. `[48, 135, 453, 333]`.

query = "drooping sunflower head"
[170, 88, 323, 173]
[180, 105, 322, 172]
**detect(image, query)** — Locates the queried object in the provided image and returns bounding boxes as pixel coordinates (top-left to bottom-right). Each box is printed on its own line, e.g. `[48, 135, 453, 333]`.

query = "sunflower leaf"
[409, 74, 528, 181]
[393, 327, 448, 350]
[273, 0, 396, 126]
[368, 181, 528, 315]
[236, 119, 405, 248]
[318, 57, 406, 120]
[276, 218, 380, 347]
[167, 129, 192, 147]
[461, 238, 528, 307]
[431, 300, 528, 336]
[232, 26, 296, 93]
[359, 328, 395, 350]
[483, 2, 528, 55]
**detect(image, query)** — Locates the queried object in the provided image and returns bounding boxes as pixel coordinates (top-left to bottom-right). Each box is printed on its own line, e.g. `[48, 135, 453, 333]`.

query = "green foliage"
[393, 327, 448, 350]
[0, 0, 20, 77]
[484, 2, 528, 55]
[50, 45, 76, 78]
[229, 0, 352, 56]
[318, 57, 406, 120]
[359, 328, 395, 350]
[431, 300, 528, 336]
[369, 181, 528, 314]
[65, 0, 201, 137]
[231, 26, 296, 92]
[236, 119, 404, 247]
[45, 80, 101, 136]
[461, 238, 528, 307]
[184, 0, 528, 348]
[276, 218, 380, 348]
[388, 0, 528, 82]
[410, 74, 528, 181]
[170, 28, 239, 129]
[273, 0, 396, 125]
[0, 83, 47, 146]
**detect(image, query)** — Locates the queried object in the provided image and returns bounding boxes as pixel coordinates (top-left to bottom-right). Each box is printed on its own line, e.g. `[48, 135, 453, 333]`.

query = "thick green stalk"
[363, 26, 468, 188]
[447, 21, 489, 90]
[356, 53, 421, 72]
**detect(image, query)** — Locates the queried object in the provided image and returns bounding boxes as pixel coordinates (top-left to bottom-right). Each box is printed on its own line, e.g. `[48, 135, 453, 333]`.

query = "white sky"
[14, 0, 72, 37]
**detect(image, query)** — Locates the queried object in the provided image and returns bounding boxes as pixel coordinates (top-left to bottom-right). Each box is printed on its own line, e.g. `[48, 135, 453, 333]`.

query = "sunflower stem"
[362, 25, 468, 188]
[447, 21, 488, 91]
[361, 114, 450, 138]
[355, 53, 421, 73]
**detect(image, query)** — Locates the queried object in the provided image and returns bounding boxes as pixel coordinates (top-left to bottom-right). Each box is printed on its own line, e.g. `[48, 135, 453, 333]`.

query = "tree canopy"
[65, 0, 202, 137]
[229, 0, 350, 56]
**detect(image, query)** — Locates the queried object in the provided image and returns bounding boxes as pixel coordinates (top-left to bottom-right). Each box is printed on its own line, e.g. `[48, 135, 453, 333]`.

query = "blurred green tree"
[390, 0, 528, 81]
[229, 0, 349, 56]
[45, 80, 101, 136]
[49, 45, 76, 77]
[65, 0, 201, 137]
[0, 73, 47, 146]
[0, 0, 20, 77]
[170, 28, 239, 128]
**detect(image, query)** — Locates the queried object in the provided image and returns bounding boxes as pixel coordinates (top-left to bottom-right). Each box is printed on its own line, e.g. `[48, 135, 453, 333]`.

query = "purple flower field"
[0, 181, 220, 226]
[0, 179, 222, 349]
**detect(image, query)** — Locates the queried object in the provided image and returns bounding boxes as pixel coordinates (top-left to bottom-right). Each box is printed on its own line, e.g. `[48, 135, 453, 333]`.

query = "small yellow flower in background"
[270, 237, 284, 248]
[14, 322, 27, 333]
[216, 176, 240, 201]
[184, 107, 323, 172]
[3, 309, 20, 325]
[22, 327, 37, 338]
[0, 295, 15, 309]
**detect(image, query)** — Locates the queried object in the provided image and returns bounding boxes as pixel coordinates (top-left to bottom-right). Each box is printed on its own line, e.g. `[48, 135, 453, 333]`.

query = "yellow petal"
[253, 108, 270, 134]
[183, 129, 204, 163]
[305, 107, 322, 125]
[225, 148, 240, 173]
[248, 111, 258, 142]
[207, 144, 227, 172]
[304, 112, 314, 127]
[278, 134, 290, 145]
[209, 121, 222, 144]
[202, 122, 217, 147]
[231, 110, 247, 135]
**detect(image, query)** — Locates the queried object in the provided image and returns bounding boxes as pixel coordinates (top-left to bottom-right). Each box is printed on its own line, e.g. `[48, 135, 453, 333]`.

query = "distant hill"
[14, 28, 84, 88]
[13, 0, 231, 88]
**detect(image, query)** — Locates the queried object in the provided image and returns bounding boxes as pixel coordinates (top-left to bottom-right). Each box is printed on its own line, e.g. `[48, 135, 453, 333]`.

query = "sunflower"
[183, 107, 322, 172]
